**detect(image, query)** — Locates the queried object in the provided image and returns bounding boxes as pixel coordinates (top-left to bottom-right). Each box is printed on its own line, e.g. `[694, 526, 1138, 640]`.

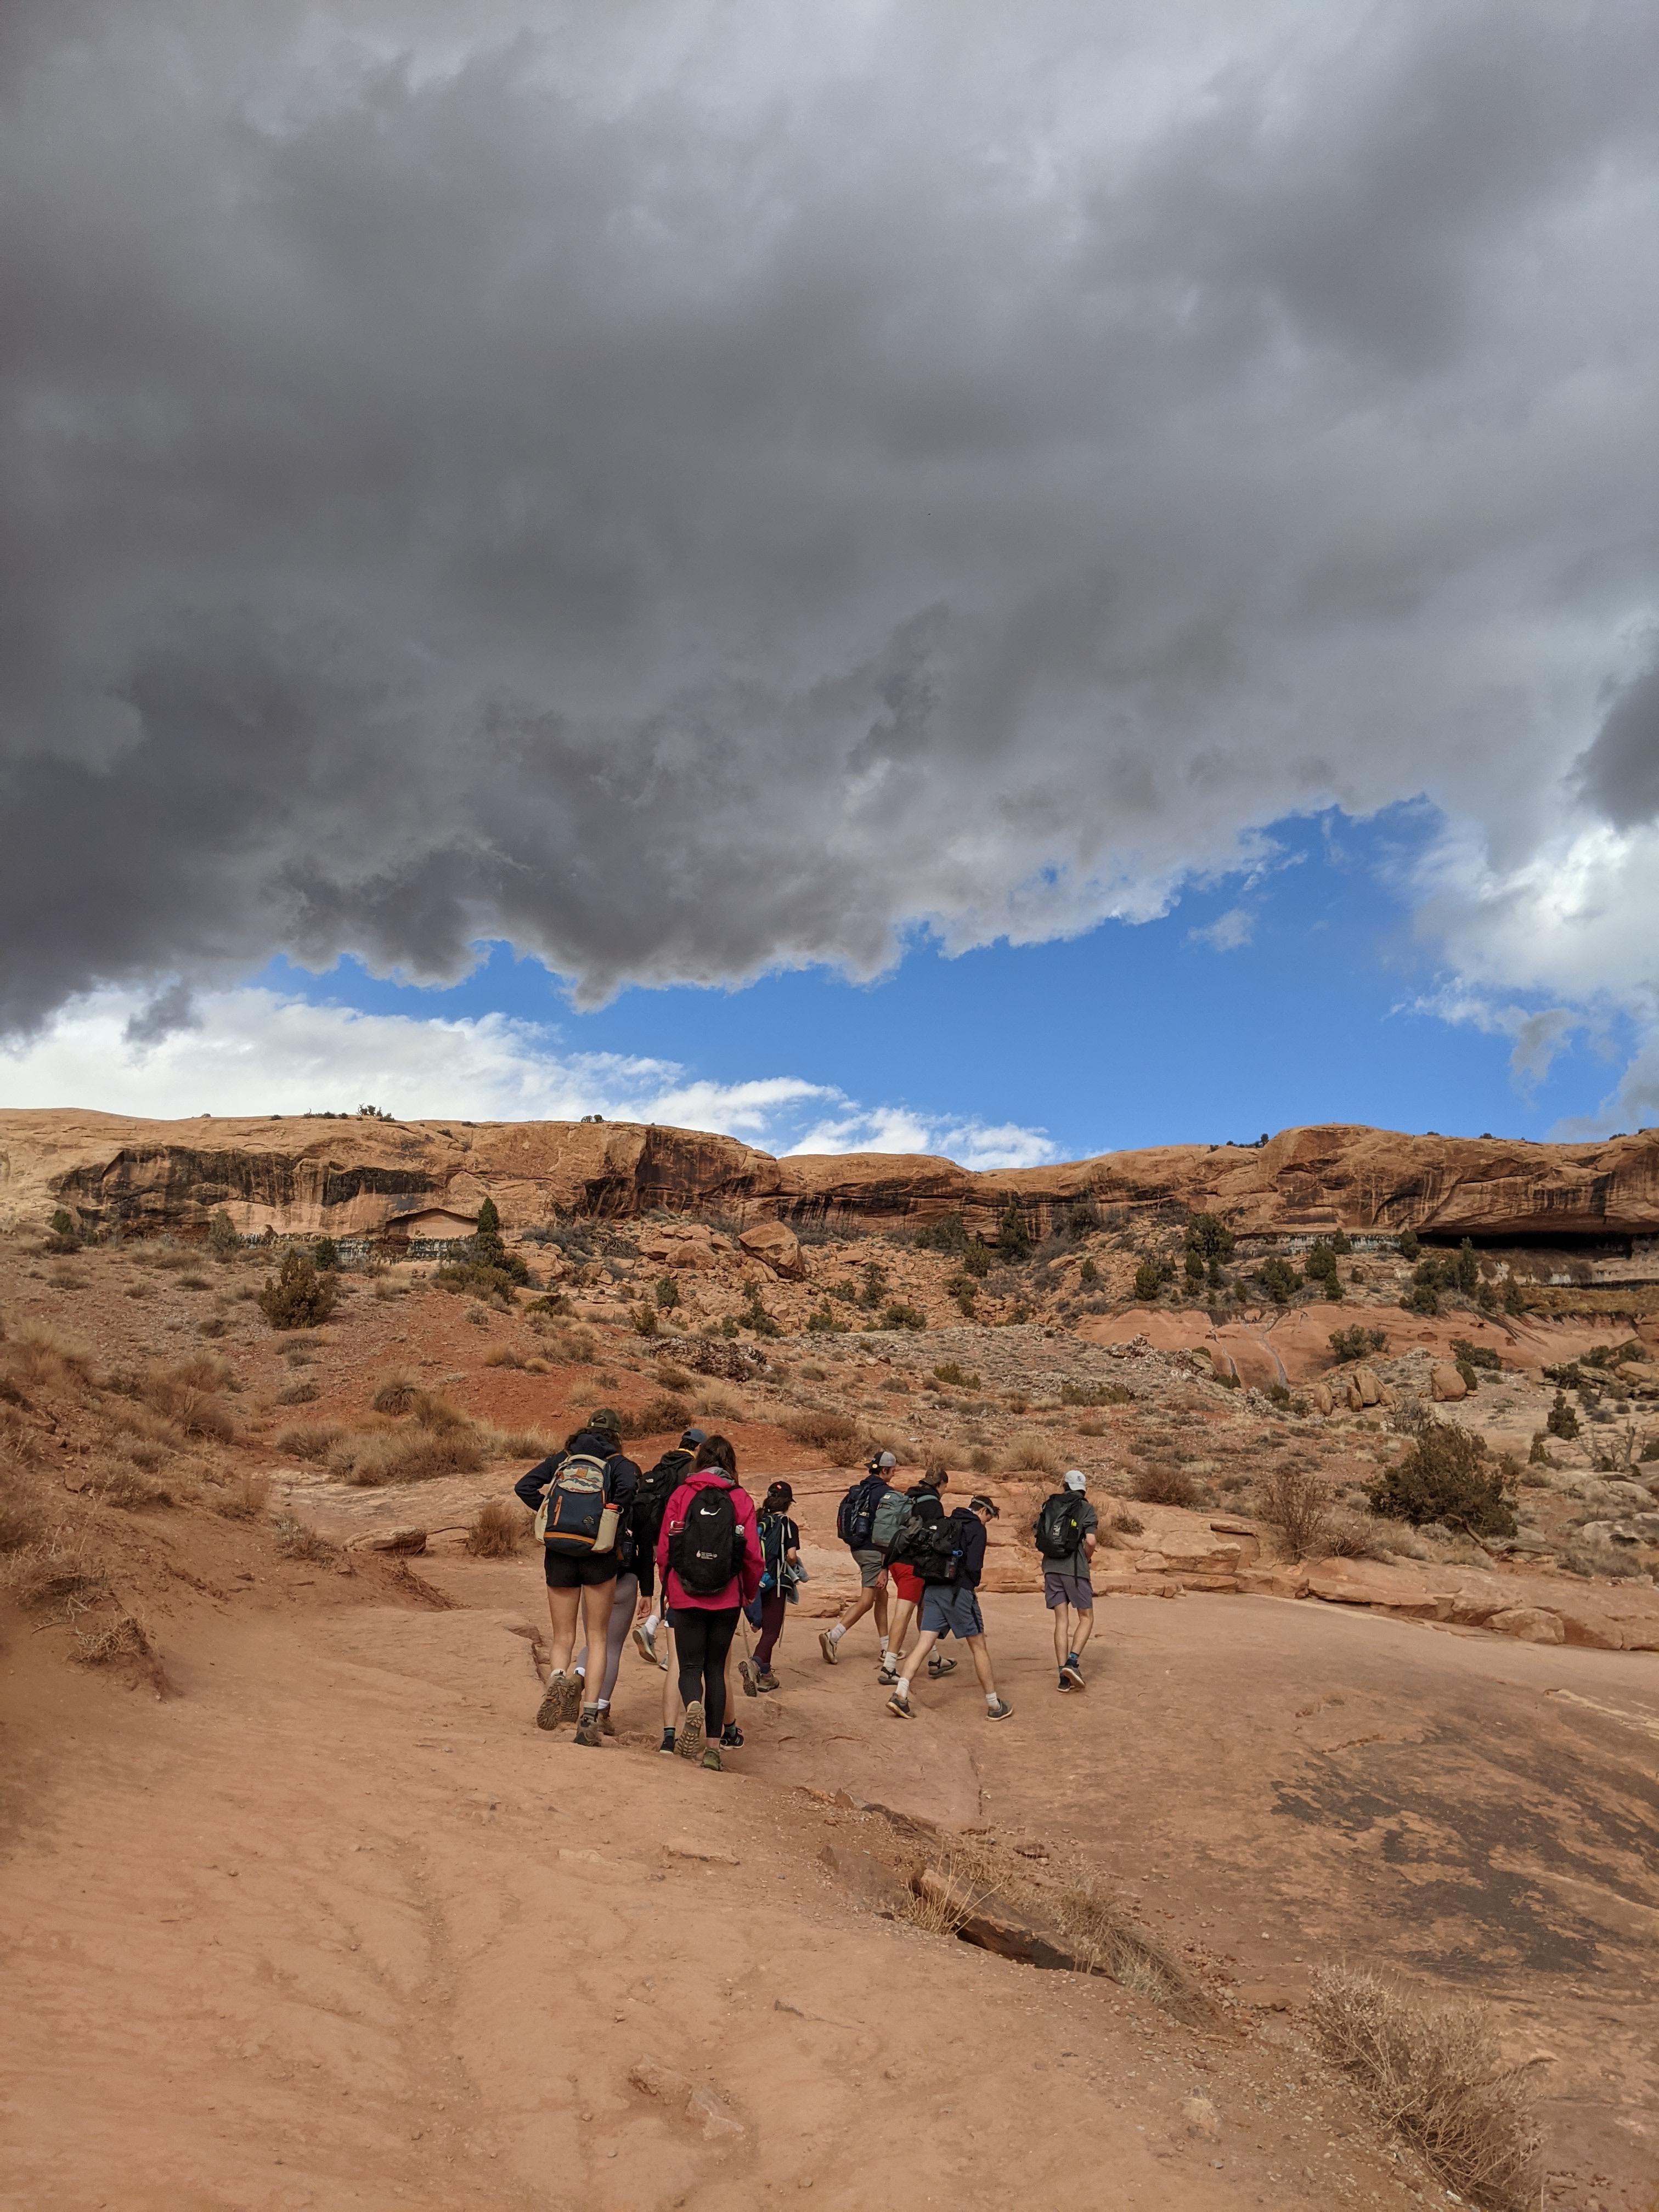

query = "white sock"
[828, 1622, 847, 1645]
[895, 1676, 911, 1699]
[878, 1638, 890, 1656]
[596, 1697, 610, 1711]
[575, 1664, 585, 1680]
[985, 1691, 999, 1711]
[645, 1612, 660, 1634]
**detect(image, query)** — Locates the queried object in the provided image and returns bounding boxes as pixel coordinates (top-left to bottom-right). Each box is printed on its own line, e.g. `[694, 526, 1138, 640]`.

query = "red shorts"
[890, 1561, 924, 1604]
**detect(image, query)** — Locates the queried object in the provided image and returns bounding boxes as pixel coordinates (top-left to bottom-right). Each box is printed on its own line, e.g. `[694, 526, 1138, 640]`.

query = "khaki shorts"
[851, 1546, 888, 1589]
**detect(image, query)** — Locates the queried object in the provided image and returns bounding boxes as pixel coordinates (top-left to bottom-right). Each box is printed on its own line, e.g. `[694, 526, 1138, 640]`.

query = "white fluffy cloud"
[2, 0, 1658, 1096]
[0, 986, 1056, 1169]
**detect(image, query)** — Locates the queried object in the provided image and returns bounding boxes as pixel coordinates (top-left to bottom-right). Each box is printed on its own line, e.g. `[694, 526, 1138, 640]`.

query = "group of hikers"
[515, 1412, 1101, 1770]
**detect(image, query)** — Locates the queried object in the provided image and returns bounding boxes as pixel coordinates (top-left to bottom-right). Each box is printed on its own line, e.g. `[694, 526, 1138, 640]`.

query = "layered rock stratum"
[3, 1107, 1658, 1245]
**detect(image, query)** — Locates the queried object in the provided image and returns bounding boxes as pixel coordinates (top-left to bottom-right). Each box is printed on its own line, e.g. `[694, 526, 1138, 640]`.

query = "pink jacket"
[656, 1470, 763, 1612]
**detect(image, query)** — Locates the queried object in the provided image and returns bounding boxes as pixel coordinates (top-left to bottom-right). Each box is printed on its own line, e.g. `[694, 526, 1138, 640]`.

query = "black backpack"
[910, 1511, 968, 1585]
[1035, 1493, 1085, 1560]
[636, 1448, 692, 1550]
[884, 1489, 941, 1567]
[836, 1473, 885, 1551]
[670, 1477, 740, 1595]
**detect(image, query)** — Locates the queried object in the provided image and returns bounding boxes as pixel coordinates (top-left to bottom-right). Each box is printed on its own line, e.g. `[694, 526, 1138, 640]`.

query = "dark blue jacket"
[515, 1432, 641, 1564]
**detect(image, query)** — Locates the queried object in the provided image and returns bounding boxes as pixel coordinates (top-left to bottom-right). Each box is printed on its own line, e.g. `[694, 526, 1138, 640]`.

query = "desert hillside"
[3, 1148, 1658, 2209]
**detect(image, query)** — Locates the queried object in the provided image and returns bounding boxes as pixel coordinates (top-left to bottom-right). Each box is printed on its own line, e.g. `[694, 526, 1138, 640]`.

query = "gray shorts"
[851, 1546, 888, 1589]
[1043, 1570, 1094, 1612]
[919, 1582, 984, 1640]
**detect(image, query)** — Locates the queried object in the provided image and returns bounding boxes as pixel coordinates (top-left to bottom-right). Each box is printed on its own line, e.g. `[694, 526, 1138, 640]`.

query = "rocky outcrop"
[3, 1108, 1659, 1248]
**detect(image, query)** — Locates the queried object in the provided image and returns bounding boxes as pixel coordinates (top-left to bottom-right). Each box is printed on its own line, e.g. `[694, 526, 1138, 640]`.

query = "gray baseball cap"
[1063, 1469, 1088, 1493]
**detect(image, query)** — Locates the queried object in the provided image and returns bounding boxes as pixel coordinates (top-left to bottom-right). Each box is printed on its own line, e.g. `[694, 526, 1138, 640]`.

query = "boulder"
[1311, 1382, 1333, 1416]
[1430, 1362, 1468, 1402]
[362, 1526, 427, 1555]
[737, 1218, 805, 1278]
[1351, 1365, 1381, 1407]
[1487, 1607, 1566, 1644]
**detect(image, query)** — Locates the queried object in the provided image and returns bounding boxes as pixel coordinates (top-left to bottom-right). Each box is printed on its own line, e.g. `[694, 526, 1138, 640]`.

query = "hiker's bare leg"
[1071, 1607, 1096, 1658]
[577, 1582, 613, 1703]
[964, 1633, 997, 1697]
[1052, 1604, 1069, 1670]
[837, 1583, 877, 1633]
[873, 1577, 890, 1641]
[546, 1585, 580, 1676]
[661, 1625, 681, 1728]
[887, 1598, 917, 1663]
[900, 1628, 939, 1683]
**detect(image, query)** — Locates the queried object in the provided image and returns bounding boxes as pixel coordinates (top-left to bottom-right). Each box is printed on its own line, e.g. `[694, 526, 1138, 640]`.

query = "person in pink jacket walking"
[655, 1435, 761, 1770]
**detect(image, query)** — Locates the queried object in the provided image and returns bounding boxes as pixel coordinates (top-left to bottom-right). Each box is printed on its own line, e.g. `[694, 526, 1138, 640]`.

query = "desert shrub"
[196, 1315, 228, 1339]
[92, 1457, 177, 1511]
[331, 1424, 486, 1486]
[466, 1496, 522, 1558]
[276, 1378, 320, 1406]
[740, 1285, 782, 1338]
[1060, 1379, 1132, 1407]
[1132, 1260, 1164, 1302]
[654, 1274, 681, 1310]
[1450, 1338, 1501, 1373]
[1323, 1511, 1391, 1560]
[629, 1301, 660, 1336]
[1256, 1463, 1334, 1561]
[1079, 1257, 1099, 1286]
[275, 1423, 346, 1462]
[0, 1486, 45, 1553]
[274, 1515, 339, 1562]
[933, 1362, 982, 1389]
[214, 1470, 272, 1521]
[620, 1393, 691, 1438]
[1184, 1212, 1234, 1266]
[1366, 1424, 1517, 1538]
[1000, 1431, 1062, 1476]
[1130, 1459, 1200, 1508]
[1557, 1538, 1645, 1581]
[371, 1369, 417, 1413]
[1545, 1389, 1579, 1440]
[960, 1239, 994, 1280]
[806, 1302, 851, 1333]
[176, 1272, 211, 1291]
[912, 1211, 968, 1254]
[136, 1362, 237, 1440]
[258, 1249, 337, 1330]
[881, 1301, 926, 1330]
[1640, 1434, 1659, 1463]
[656, 1361, 693, 1391]
[313, 1235, 340, 1272]
[1310, 1966, 1538, 2212]
[1108, 1509, 1143, 1534]
[995, 1203, 1033, 1262]
[1303, 1241, 1343, 1298]
[206, 1211, 242, 1260]
[1252, 1256, 1302, 1305]
[785, 1408, 861, 1464]
[483, 1344, 529, 1369]
[1328, 1326, 1373, 1362]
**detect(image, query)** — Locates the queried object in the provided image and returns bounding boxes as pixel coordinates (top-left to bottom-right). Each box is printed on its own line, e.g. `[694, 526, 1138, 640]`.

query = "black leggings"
[672, 1606, 739, 1737]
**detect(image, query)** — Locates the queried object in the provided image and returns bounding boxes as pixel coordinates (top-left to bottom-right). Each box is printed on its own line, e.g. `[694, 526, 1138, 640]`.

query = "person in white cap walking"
[1032, 1470, 1099, 1691]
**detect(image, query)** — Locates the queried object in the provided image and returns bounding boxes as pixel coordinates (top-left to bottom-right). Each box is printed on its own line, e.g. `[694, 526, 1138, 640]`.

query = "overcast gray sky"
[3, 0, 1657, 1109]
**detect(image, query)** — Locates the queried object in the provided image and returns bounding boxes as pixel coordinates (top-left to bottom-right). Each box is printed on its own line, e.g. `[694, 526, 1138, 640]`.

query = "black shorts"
[543, 1550, 621, 1590]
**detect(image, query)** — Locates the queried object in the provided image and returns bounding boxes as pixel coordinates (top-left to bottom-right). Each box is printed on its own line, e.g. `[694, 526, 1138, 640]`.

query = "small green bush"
[960, 1240, 994, 1280]
[1253, 1257, 1302, 1305]
[1184, 1212, 1235, 1265]
[805, 1302, 850, 1334]
[313, 1235, 340, 1272]
[655, 1274, 681, 1310]
[206, 1211, 242, 1260]
[257, 1249, 337, 1331]
[1366, 1423, 1517, 1538]
[881, 1301, 927, 1330]
[742, 1285, 782, 1338]
[1449, 1338, 1500, 1372]
[629, 1301, 660, 1336]
[1079, 1257, 1099, 1286]
[1396, 1227, 1421, 1261]
[933, 1362, 982, 1389]
[996, 1202, 1033, 1263]
[1545, 1389, 1579, 1440]
[1132, 1259, 1164, 1302]
[912, 1212, 968, 1255]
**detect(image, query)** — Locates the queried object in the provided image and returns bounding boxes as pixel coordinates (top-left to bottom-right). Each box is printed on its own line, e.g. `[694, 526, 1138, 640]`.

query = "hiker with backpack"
[515, 1409, 641, 1745]
[877, 1464, 951, 1690]
[740, 1480, 801, 1694]
[656, 1434, 761, 1769]
[885, 1494, 1013, 1723]
[819, 1451, 904, 1672]
[567, 1426, 707, 1738]
[631, 1427, 707, 1667]
[1035, 1470, 1098, 1692]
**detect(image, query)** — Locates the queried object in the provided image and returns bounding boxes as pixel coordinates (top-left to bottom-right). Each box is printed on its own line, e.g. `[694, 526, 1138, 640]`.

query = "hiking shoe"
[574, 1708, 604, 1747]
[818, 1629, 839, 1666]
[1057, 1673, 1073, 1693]
[658, 1729, 677, 1756]
[876, 1657, 898, 1684]
[600, 1707, 618, 1736]
[755, 1669, 780, 1692]
[886, 1689, 914, 1719]
[986, 1697, 1014, 1722]
[633, 1622, 657, 1666]
[738, 1657, 760, 1697]
[701, 1747, 723, 1773]
[675, 1699, 706, 1762]
[536, 1669, 579, 1731]
[720, 1722, 743, 1750]
[1065, 1650, 1086, 1679]
[1059, 1660, 1085, 1689]
[927, 1655, 957, 1677]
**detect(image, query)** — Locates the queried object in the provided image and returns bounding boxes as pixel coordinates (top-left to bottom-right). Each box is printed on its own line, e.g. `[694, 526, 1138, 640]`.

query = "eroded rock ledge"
[2, 1108, 1657, 1249]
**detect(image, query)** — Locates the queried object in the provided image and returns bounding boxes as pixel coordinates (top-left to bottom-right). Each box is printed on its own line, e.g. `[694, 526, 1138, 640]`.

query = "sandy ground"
[4, 1566, 1657, 2211]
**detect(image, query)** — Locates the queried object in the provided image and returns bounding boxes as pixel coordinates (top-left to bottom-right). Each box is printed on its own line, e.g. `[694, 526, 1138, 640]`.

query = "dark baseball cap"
[679, 1425, 709, 1448]
[968, 1494, 1000, 1517]
[586, 1407, 623, 1435]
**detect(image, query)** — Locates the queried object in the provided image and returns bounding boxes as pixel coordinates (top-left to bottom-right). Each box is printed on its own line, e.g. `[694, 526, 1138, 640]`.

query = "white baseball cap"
[1063, 1469, 1088, 1492]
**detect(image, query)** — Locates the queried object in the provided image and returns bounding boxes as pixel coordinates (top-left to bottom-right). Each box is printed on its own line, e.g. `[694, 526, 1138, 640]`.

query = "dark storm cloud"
[3, 0, 1658, 1029]
[1577, 658, 1659, 829]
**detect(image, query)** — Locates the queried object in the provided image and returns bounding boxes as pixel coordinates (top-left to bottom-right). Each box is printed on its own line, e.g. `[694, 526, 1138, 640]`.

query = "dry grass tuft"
[783, 1408, 861, 1463]
[465, 1496, 523, 1558]
[371, 1369, 417, 1414]
[1309, 1965, 1539, 2212]
[476, 1423, 557, 1459]
[656, 1361, 693, 1392]
[482, 1344, 529, 1370]
[273, 1514, 340, 1562]
[90, 1457, 177, 1511]
[622, 1393, 691, 1438]
[0, 1486, 46, 1554]
[5, 1325, 100, 1394]
[276, 1378, 320, 1406]
[1000, 1431, 1063, 1477]
[275, 1423, 346, 1462]
[329, 1424, 486, 1487]
[213, 1469, 272, 1521]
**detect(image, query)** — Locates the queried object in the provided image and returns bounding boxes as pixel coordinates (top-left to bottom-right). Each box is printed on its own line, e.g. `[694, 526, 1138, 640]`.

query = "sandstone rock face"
[5, 1108, 1658, 1245]
[737, 1219, 804, 1278]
